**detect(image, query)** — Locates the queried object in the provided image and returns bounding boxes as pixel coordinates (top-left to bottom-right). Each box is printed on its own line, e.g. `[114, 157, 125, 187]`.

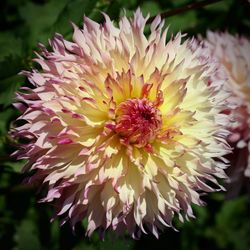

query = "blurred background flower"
[0, 0, 250, 250]
[203, 32, 250, 198]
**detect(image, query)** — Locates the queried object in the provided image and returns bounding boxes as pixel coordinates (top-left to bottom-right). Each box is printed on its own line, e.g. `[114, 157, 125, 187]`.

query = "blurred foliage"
[0, 0, 250, 249]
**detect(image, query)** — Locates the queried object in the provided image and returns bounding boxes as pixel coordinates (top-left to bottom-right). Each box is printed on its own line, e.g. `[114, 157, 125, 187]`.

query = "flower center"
[115, 98, 162, 148]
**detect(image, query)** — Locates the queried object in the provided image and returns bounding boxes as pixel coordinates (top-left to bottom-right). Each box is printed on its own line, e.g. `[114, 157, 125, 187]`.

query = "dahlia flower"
[203, 32, 250, 197]
[12, 10, 231, 238]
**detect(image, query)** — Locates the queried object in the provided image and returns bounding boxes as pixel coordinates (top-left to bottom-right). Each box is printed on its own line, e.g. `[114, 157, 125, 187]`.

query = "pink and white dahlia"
[204, 32, 250, 196]
[12, 11, 231, 238]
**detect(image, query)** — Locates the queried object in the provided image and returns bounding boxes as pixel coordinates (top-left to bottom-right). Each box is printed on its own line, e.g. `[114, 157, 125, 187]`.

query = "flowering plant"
[11, 10, 232, 238]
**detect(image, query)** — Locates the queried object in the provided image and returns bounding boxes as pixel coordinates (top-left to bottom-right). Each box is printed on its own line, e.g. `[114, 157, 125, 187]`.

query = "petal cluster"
[12, 11, 230, 238]
[204, 32, 250, 191]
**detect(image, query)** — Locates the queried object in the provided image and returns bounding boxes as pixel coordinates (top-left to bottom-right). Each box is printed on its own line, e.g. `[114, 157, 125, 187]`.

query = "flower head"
[203, 31, 250, 196]
[12, 11, 230, 238]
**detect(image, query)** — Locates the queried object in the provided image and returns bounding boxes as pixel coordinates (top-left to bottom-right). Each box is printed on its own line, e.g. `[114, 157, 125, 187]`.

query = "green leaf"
[54, 0, 99, 35]
[207, 196, 250, 250]
[50, 220, 60, 250]
[0, 33, 22, 61]
[0, 73, 23, 107]
[19, 0, 99, 46]
[13, 209, 41, 250]
[3, 161, 25, 173]
[167, 11, 197, 35]
[99, 233, 134, 250]
[0, 108, 14, 134]
[0, 55, 24, 80]
[18, 0, 69, 46]
[72, 242, 96, 250]
[141, 1, 161, 16]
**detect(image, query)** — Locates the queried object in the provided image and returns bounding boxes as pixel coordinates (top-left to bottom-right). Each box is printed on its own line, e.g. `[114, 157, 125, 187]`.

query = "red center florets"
[115, 98, 162, 148]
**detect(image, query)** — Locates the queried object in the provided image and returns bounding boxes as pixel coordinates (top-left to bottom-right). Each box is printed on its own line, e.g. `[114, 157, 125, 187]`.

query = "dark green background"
[0, 0, 250, 249]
